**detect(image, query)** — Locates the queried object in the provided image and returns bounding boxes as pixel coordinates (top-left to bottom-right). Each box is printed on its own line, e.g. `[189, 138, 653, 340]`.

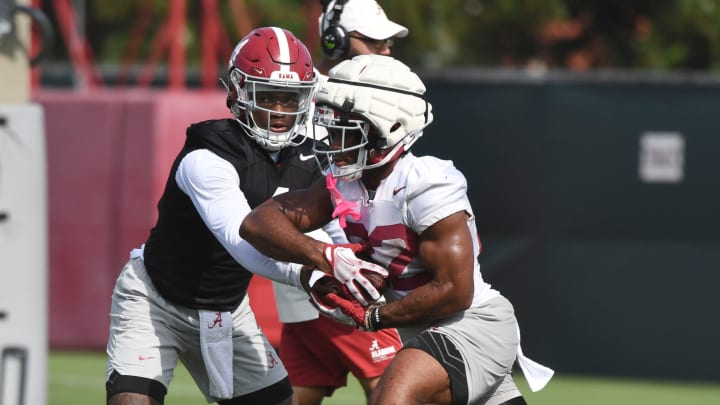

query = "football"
[359, 270, 387, 303]
[312, 274, 344, 296]
[362, 270, 387, 290]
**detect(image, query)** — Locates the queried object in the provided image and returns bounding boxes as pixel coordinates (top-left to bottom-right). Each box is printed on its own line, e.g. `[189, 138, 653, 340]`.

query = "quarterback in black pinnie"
[105, 27, 339, 405]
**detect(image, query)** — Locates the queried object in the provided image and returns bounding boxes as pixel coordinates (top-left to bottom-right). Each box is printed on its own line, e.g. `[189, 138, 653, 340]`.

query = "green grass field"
[50, 350, 720, 404]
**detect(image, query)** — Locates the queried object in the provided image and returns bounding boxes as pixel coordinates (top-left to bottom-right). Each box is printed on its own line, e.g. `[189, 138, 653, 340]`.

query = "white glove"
[324, 244, 389, 306]
[306, 270, 357, 327]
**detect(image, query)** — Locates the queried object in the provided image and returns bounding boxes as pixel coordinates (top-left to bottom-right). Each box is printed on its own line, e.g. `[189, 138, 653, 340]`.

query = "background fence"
[415, 70, 720, 381]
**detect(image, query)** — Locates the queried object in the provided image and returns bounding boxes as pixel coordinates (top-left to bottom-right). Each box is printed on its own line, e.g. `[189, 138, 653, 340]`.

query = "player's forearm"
[240, 203, 329, 271]
[226, 240, 303, 287]
[380, 281, 472, 328]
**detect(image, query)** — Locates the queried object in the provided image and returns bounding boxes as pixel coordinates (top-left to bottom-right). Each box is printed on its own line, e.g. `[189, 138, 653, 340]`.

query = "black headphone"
[320, 0, 349, 60]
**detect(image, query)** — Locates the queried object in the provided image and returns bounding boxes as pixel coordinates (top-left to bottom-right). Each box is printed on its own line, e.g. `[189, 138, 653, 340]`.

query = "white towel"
[515, 326, 554, 392]
[199, 310, 234, 399]
[129, 244, 145, 260]
[516, 344, 554, 392]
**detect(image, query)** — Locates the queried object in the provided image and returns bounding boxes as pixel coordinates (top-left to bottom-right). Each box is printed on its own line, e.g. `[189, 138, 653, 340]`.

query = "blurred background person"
[316, 0, 408, 76]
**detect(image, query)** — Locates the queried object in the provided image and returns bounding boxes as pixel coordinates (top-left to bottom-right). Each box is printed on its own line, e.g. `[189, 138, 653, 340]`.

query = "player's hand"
[324, 294, 385, 332]
[303, 269, 357, 327]
[324, 293, 366, 328]
[323, 243, 388, 306]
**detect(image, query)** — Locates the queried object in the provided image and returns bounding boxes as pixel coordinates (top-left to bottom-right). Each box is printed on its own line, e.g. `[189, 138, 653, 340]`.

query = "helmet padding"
[312, 55, 433, 180]
[316, 54, 433, 152]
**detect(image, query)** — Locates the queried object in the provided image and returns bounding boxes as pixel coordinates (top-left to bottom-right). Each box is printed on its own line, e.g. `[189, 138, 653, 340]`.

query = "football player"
[106, 27, 334, 405]
[240, 54, 554, 405]
[270, 1, 406, 404]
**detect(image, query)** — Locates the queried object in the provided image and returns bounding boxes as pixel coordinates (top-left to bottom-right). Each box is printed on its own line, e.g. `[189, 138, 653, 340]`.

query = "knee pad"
[106, 369, 167, 404]
[217, 377, 292, 405]
[500, 396, 528, 405]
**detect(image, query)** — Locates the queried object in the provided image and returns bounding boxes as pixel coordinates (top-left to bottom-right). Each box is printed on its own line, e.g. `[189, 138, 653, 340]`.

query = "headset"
[320, 0, 349, 60]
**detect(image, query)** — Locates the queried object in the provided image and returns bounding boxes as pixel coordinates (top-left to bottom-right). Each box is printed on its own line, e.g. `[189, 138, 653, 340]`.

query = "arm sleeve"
[321, 219, 349, 244]
[175, 149, 302, 287]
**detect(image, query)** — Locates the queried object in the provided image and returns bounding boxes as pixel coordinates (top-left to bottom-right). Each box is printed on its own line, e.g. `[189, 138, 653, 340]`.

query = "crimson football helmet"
[312, 54, 433, 180]
[226, 27, 316, 151]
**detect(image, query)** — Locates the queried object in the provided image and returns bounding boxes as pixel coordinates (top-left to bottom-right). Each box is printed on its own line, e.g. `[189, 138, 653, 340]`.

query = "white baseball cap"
[320, 0, 409, 40]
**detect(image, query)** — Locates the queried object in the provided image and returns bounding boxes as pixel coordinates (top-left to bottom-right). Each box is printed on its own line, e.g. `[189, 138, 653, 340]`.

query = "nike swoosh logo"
[138, 355, 156, 361]
[393, 186, 406, 195]
[299, 154, 315, 161]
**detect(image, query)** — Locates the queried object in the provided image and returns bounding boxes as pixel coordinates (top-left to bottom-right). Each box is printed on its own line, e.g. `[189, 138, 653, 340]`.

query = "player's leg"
[484, 374, 526, 405]
[448, 296, 524, 404]
[216, 377, 293, 405]
[355, 375, 381, 400]
[278, 318, 353, 405]
[292, 386, 327, 405]
[279, 322, 329, 405]
[373, 351, 528, 405]
[106, 371, 166, 405]
[179, 295, 292, 404]
[107, 393, 159, 405]
[106, 258, 179, 405]
[379, 296, 523, 405]
[460, 296, 525, 405]
[343, 326, 401, 401]
[321, 317, 400, 402]
[369, 347, 452, 405]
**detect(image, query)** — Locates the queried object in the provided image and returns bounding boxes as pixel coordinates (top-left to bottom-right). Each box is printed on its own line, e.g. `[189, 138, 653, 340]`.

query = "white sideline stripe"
[50, 375, 204, 396]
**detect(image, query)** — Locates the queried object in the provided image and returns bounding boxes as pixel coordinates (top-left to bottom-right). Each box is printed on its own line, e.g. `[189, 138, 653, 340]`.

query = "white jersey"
[335, 153, 499, 306]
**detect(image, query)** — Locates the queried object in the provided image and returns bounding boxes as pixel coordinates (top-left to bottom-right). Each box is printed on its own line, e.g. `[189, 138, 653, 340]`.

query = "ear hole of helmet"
[366, 126, 385, 149]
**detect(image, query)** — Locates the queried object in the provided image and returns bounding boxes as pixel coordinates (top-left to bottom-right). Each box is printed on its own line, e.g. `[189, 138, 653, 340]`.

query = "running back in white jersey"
[335, 153, 499, 306]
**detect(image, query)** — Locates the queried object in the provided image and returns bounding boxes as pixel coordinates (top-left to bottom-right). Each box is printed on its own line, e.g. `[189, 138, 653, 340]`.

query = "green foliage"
[635, 0, 720, 70]
[450, 0, 568, 67]
[39, 0, 720, 72]
[247, 0, 307, 35]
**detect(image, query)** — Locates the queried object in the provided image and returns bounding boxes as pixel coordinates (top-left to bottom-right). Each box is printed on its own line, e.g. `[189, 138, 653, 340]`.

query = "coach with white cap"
[316, 0, 408, 75]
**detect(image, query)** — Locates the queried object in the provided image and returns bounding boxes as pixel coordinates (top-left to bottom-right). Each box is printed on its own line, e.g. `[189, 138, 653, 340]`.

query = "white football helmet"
[226, 27, 317, 151]
[312, 54, 433, 180]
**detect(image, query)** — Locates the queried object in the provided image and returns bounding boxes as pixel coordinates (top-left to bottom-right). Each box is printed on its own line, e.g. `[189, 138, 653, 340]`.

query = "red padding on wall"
[34, 89, 282, 349]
